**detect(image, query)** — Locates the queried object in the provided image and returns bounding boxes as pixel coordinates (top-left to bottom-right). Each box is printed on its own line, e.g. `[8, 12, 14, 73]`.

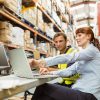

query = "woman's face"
[76, 33, 90, 48]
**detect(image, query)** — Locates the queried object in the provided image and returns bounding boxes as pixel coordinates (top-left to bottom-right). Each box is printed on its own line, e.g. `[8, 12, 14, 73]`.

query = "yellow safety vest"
[58, 48, 79, 85]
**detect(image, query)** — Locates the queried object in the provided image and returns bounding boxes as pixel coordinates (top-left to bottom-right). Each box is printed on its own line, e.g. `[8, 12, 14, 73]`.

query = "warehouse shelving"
[0, 8, 53, 43]
[30, 0, 64, 33]
[0, 6, 54, 55]
[0, 42, 47, 55]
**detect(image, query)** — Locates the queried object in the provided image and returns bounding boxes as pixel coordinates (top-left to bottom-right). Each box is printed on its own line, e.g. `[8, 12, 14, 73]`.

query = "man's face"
[54, 35, 67, 51]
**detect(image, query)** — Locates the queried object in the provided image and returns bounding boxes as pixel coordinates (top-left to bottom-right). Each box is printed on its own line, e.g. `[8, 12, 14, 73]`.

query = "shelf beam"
[0, 8, 53, 43]
[76, 17, 94, 22]
[71, 1, 96, 7]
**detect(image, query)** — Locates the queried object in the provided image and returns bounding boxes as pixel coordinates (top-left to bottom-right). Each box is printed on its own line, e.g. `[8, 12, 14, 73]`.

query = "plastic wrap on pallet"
[61, 22, 67, 30]
[56, 0, 65, 14]
[46, 28, 56, 38]
[41, 0, 52, 14]
[10, 27, 24, 46]
[22, 7, 37, 26]
[52, 10, 61, 27]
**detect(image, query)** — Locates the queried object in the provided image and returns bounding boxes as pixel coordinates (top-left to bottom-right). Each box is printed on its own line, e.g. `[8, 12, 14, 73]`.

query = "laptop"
[8, 48, 58, 79]
[0, 45, 10, 69]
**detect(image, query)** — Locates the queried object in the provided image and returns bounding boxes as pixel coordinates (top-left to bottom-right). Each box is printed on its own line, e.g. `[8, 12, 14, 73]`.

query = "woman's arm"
[45, 44, 97, 67]
[51, 62, 78, 77]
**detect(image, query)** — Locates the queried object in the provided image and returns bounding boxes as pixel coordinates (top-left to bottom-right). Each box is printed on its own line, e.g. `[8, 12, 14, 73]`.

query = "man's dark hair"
[53, 32, 67, 41]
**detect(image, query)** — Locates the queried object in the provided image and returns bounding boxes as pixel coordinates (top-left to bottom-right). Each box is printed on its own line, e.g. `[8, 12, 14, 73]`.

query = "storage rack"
[0, 6, 54, 54]
[0, 0, 70, 54]
[37, 3, 64, 33]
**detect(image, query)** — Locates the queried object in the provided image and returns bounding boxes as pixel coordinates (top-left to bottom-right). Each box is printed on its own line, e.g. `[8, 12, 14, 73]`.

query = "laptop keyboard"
[32, 70, 59, 78]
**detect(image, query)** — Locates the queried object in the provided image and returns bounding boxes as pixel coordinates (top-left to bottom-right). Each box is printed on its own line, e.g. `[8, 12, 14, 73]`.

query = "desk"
[0, 75, 57, 99]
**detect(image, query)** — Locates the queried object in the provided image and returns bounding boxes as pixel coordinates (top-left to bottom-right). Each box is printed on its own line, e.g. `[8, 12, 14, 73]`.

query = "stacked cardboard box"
[37, 9, 44, 30]
[0, 21, 13, 43]
[22, 7, 37, 26]
[0, 21, 13, 29]
[0, 0, 22, 15]
[24, 30, 34, 49]
[50, 47, 58, 57]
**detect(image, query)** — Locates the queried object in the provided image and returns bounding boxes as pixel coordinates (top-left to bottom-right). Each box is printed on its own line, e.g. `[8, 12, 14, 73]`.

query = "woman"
[30, 27, 100, 100]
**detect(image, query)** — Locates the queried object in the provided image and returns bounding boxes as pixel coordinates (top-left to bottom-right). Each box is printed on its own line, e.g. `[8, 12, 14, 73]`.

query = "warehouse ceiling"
[69, 0, 96, 28]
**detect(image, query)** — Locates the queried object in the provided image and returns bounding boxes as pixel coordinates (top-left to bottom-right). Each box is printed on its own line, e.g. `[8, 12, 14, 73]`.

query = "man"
[40, 32, 79, 87]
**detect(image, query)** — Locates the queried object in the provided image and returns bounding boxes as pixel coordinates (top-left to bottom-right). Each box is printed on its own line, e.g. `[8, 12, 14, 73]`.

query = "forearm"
[53, 62, 78, 77]
[45, 53, 75, 67]
[45, 45, 96, 67]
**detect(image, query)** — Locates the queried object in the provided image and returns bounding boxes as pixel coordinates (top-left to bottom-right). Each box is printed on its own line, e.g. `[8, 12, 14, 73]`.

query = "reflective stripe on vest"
[58, 48, 79, 85]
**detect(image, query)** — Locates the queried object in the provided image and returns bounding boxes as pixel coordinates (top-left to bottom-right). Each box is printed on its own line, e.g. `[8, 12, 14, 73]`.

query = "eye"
[78, 34, 82, 37]
[59, 40, 63, 42]
[77, 34, 82, 37]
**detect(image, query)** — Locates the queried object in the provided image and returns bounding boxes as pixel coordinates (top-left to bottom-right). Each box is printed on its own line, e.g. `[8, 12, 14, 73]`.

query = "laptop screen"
[0, 45, 10, 68]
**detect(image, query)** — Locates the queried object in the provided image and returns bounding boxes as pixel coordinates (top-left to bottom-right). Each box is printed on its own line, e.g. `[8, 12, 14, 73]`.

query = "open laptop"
[0, 45, 10, 69]
[8, 48, 58, 79]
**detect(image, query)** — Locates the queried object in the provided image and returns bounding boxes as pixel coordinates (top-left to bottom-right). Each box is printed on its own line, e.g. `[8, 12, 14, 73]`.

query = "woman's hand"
[39, 67, 49, 74]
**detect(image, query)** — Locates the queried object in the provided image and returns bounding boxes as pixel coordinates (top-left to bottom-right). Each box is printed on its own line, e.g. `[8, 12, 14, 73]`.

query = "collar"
[60, 45, 72, 54]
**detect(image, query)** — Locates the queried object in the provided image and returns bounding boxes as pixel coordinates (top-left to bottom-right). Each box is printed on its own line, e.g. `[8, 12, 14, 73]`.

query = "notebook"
[0, 45, 10, 69]
[8, 48, 58, 79]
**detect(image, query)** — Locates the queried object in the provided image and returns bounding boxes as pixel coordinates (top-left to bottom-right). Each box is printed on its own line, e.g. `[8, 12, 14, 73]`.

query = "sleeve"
[45, 44, 97, 67]
[51, 62, 79, 77]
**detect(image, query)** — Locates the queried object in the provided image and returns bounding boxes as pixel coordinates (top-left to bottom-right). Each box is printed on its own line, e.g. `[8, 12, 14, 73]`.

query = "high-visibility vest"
[58, 48, 79, 85]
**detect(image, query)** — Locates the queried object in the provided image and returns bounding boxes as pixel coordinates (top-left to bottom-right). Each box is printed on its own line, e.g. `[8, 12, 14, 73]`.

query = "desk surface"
[0, 75, 57, 99]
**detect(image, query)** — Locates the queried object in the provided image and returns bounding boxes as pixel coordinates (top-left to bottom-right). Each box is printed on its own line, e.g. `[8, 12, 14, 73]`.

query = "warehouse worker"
[30, 27, 100, 100]
[40, 32, 79, 87]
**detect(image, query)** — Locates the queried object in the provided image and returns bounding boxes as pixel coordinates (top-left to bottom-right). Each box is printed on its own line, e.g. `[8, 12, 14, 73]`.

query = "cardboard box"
[33, 50, 40, 60]
[0, 21, 13, 29]
[0, 34, 11, 43]
[1, 0, 22, 15]
[24, 30, 31, 40]
[0, 29, 12, 43]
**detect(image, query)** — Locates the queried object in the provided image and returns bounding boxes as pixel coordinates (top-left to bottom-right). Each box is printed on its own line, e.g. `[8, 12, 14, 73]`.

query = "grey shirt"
[45, 44, 100, 100]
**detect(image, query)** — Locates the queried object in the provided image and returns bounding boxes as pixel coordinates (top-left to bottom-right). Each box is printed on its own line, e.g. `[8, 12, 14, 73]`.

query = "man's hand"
[29, 59, 47, 68]
[29, 59, 39, 68]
